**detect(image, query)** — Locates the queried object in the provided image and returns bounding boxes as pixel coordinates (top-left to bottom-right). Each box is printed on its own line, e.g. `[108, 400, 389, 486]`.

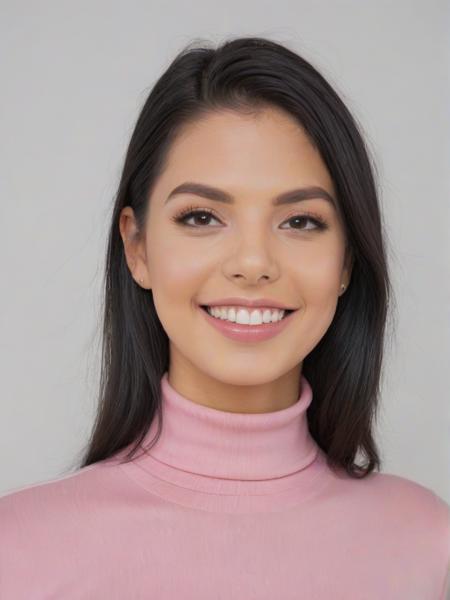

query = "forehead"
[158, 107, 336, 198]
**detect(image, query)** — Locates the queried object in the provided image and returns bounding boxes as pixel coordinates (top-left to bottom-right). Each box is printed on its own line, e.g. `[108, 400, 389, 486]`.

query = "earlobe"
[339, 252, 353, 296]
[119, 207, 150, 288]
[126, 250, 150, 290]
[344, 247, 354, 283]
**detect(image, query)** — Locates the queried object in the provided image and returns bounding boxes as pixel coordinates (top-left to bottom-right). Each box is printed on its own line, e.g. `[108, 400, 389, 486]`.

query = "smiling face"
[120, 106, 353, 412]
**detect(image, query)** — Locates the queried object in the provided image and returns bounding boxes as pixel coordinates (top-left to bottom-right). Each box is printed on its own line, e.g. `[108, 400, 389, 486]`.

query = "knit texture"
[1, 371, 449, 599]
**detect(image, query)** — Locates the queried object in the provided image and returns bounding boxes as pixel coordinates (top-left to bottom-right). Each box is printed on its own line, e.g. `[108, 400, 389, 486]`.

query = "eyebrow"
[164, 181, 336, 208]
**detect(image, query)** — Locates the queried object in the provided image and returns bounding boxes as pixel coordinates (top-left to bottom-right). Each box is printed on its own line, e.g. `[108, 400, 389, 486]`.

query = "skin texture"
[119, 106, 353, 414]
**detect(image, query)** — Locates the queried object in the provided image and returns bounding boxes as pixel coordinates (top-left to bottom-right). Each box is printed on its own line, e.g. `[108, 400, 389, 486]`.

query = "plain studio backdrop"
[0, 1, 449, 504]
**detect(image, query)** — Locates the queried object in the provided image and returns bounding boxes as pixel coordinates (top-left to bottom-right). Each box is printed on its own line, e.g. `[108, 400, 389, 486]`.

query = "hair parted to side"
[75, 36, 395, 479]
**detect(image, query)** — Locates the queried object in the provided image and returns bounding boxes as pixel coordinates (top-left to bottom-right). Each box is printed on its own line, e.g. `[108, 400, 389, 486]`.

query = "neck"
[166, 360, 304, 414]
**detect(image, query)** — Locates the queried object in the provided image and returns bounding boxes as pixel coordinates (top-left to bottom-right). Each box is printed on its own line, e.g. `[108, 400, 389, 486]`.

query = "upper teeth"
[206, 306, 286, 325]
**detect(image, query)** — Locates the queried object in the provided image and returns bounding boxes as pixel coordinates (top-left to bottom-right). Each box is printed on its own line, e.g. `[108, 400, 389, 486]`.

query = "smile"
[203, 305, 293, 324]
[199, 304, 298, 343]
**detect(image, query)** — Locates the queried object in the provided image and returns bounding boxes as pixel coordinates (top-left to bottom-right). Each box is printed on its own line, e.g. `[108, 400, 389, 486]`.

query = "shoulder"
[325, 462, 449, 552]
[0, 458, 126, 541]
[367, 471, 450, 525]
[373, 473, 450, 595]
[328, 461, 449, 520]
[342, 468, 450, 532]
[0, 461, 102, 501]
[0, 464, 91, 522]
[323, 464, 450, 593]
[389, 473, 449, 549]
[0, 457, 140, 596]
[332, 468, 449, 579]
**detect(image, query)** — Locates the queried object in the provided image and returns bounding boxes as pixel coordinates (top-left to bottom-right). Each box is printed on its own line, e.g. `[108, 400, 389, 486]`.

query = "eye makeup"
[170, 204, 329, 232]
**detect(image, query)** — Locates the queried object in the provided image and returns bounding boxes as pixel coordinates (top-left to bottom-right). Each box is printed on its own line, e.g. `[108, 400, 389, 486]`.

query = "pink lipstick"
[198, 305, 297, 343]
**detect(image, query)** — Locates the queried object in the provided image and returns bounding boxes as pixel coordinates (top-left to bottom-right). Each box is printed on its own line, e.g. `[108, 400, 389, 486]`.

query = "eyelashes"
[170, 205, 329, 233]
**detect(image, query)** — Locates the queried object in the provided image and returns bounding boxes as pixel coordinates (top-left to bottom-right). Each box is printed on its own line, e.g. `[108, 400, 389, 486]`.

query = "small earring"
[340, 284, 346, 294]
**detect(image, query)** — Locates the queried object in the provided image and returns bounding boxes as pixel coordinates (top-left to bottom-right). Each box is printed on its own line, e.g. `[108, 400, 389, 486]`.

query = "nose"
[222, 234, 279, 285]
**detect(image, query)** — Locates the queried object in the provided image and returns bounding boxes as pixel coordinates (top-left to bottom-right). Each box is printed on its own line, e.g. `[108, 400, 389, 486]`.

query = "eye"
[171, 205, 329, 232]
[280, 212, 328, 232]
[171, 206, 222, 228]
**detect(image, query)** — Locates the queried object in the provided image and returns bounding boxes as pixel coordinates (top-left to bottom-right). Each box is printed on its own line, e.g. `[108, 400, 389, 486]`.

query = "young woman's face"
[121, 106, 352, 389]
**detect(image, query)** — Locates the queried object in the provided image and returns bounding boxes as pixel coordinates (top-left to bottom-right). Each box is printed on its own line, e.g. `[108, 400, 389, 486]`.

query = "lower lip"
[199, 306, 298, 343]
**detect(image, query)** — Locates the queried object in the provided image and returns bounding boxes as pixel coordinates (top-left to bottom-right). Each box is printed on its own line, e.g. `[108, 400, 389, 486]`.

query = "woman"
[1, 36, 449, 599]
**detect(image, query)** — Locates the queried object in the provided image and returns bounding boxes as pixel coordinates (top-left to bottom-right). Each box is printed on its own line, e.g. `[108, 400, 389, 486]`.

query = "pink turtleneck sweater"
[1, 372, 449, 599]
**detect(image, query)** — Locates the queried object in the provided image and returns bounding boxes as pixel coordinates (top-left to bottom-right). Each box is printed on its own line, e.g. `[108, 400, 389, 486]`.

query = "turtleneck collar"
[113, 370, 331, 512]
[138, 371, 320, 480]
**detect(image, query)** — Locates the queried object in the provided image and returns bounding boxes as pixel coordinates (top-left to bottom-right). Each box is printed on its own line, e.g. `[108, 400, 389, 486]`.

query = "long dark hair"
[74, 36, 396, 479]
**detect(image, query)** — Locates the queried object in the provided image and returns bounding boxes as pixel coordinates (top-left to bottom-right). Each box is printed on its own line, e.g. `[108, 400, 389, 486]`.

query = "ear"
[342, 245, 354, 289]
[118, 206, 151, 289]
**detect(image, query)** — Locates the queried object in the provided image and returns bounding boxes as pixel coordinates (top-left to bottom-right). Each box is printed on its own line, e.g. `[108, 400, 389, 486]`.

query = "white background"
[1, 0, 449, 504]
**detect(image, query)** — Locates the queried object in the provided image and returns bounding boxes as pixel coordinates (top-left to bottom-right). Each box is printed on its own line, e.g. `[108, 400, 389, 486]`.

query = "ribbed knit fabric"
[1, 371, 449, 599]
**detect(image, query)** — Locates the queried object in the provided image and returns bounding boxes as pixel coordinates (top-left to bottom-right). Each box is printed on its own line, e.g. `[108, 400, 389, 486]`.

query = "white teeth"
[206, 306, 286, 325]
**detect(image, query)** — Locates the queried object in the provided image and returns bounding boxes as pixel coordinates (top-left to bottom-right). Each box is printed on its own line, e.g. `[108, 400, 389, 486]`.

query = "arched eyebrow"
[165, 181, 336, 208]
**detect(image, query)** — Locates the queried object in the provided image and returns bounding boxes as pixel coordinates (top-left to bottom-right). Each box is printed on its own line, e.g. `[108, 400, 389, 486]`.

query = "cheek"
[290, 247, 343, 302]
[147, 236, 211, 301]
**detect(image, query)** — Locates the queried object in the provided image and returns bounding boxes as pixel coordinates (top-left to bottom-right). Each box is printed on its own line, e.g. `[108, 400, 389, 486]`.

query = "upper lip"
[200, 297, 297, 310]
